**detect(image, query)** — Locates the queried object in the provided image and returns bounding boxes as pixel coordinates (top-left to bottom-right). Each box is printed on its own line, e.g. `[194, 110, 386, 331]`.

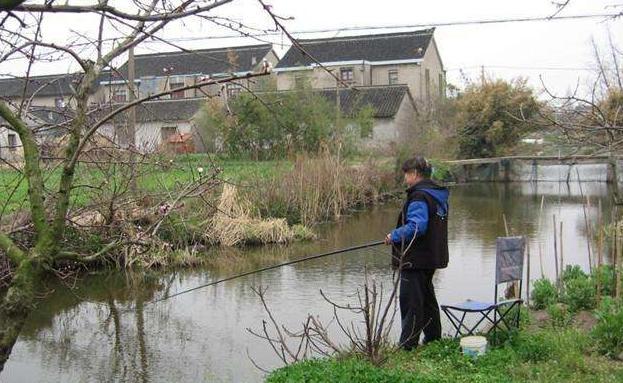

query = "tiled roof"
[0, 72, 111, 98]
[0, 43, 273, 98]
[0, 73, 80, 98]
[317, 85, 412, 118]
[114, 44, 273, 78]
[135, 98, 205, 122]
[276, 29, 434, 68]
[101, 97, 206, 124]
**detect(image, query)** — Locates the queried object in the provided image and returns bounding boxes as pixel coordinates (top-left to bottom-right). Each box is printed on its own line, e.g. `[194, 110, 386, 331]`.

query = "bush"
[532, 278, 558, 309]
[592, 297, 623, 359]
[197, 90, 375, 160]
[561, 270, 596, 312]
[561, 265, 588, 284]
[547, 303, 573, 328]
[593, 265, 616, 297]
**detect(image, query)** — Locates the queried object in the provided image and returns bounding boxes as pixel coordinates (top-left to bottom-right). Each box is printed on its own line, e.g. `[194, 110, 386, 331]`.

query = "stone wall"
[449, 157, 621, 184]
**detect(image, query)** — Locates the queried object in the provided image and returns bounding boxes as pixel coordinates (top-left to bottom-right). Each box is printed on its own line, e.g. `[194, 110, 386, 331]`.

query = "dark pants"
[399, 268, 441, 350]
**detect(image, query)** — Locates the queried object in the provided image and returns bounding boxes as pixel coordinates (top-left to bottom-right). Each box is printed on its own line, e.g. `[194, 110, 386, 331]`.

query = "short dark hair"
[401, 156, 432, 178]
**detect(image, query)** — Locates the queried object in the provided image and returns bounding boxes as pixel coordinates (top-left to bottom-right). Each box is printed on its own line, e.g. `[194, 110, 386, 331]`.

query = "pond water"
[1, 182, 616, 383]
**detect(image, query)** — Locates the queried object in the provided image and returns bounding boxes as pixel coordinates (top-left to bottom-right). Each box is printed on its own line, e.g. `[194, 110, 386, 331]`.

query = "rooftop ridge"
[294, 28, 435, 44]
[321, 84, 409, 90]
[0, 70, 112, 83]
[0, 72, 77, 82]
[134, 43, 272, 59]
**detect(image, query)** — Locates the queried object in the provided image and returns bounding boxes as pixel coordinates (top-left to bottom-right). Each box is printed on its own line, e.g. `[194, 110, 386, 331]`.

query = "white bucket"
[460, 336, 488, 357]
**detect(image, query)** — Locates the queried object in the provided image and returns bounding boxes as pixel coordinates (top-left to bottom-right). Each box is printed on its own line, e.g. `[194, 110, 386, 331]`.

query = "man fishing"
[385, 156, 449, 350]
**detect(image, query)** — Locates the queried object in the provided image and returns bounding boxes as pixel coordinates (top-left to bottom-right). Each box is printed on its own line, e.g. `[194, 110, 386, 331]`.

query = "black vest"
[391, 180, 449, 270]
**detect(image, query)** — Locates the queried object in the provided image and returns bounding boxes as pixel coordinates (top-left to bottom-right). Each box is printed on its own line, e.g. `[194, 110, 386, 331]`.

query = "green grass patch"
[0, 155, 292, 215]
[267, 323, 623, 383]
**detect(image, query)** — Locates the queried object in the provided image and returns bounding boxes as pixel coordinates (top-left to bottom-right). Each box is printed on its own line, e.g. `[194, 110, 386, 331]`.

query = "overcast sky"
[2, 0, 623, 97]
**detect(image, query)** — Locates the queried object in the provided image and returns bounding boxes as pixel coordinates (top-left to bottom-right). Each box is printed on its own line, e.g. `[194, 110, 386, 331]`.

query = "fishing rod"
[145, 240, 385, 306]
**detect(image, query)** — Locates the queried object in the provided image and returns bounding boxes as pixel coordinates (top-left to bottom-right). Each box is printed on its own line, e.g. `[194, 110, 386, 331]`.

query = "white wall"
[100, 120, 194, 153]
[0, 125, 24, 162]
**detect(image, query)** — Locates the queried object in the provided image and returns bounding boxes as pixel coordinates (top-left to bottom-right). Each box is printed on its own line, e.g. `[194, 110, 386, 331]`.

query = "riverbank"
[0, 153, 397, 286]
[267, 263, 623, 382]
[266, 309, 623, 383]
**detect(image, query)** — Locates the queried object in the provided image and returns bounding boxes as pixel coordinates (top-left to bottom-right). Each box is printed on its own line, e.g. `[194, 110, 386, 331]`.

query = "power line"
[447, 65, 596, 72]
[146, 13, 621, 44]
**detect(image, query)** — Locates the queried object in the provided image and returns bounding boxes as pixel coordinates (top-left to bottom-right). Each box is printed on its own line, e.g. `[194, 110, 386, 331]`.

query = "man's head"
[401, 156, 432, 187]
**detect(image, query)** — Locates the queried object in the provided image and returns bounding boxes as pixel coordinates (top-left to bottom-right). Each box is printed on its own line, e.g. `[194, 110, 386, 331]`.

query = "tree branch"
[0, 232, 25, 265]
[11, 0, 235, 22]
[0, 102, 47, 236]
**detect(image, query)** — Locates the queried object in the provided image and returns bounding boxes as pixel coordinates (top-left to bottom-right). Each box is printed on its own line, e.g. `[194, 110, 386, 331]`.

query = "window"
[439, 73, 445, 98]
[388, 70, 399, 85]
[170, 82, 185, 99]
[226, 82, 243, 97]
[340, 67, 354, 83]
[7, 133, 17, 150]
[112, 87, 127, 103]
[161, 126, 177, 142]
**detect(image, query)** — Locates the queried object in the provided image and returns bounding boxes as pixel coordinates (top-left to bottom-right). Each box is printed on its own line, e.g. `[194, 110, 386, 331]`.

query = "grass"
[0, 154, 291, 215]
[266, 313, 623, 383]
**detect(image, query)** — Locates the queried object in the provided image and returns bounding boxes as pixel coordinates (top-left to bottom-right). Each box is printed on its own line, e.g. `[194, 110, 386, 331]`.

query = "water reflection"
[2, 183, 617, 383]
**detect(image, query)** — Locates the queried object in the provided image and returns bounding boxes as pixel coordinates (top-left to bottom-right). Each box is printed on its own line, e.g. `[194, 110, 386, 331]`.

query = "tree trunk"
[0, 256, 43, 372]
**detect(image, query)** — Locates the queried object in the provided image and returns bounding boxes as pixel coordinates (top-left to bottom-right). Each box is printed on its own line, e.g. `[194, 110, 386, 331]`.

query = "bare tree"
[247, 247, 421, 369]
[537, 35, 623, 201]
[248, 271, 400, 369]
[0, 0, 274, 371]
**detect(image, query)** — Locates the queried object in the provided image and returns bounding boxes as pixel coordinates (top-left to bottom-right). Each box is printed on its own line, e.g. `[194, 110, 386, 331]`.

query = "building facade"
[274, 29, 445, 109]
[97, 44, 279, 104]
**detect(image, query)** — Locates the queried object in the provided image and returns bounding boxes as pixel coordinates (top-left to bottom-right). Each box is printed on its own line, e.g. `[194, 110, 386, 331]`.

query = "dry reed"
[246, 153, 391, 226]
[208, 184, 313, 246]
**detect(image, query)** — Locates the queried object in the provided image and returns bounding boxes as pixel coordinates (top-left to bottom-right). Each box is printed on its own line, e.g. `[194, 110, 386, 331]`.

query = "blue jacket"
[391, 184, 449, 244]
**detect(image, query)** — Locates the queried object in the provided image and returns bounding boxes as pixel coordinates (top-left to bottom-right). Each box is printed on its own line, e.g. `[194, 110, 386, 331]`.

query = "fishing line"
[143, 240, 385, 307]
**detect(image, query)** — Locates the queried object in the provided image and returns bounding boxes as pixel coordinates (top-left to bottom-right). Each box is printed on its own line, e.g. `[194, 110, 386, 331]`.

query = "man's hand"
[384, 233, 392, 245]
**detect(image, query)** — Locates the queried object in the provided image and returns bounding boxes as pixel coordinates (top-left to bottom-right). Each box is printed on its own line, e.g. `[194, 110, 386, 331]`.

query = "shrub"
[562, 271, 596, 312]
[532, 278, 558, 309]
[197, 90, 375, 160]
[593, 265, 616, 297]
[561, 264, 588, 284]
[546, 303, 572, 328]
[592, 297, 623, 359]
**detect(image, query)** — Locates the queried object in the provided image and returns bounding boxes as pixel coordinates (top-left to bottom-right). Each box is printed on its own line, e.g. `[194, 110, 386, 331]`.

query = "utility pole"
[127, 46, 137, 192]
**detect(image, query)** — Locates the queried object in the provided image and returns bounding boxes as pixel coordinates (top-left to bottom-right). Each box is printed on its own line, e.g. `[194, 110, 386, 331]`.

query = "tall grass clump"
[208, 184, 314, 246]
[246, 153, 394, 226]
